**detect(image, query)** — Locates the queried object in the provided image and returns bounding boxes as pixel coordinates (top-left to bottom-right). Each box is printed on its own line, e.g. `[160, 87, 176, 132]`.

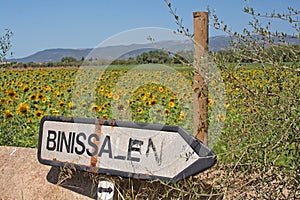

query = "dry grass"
[57, 163, 299, 199]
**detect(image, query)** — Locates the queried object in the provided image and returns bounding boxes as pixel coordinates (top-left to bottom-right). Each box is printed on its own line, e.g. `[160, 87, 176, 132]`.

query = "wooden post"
[193, 11, 208, 145]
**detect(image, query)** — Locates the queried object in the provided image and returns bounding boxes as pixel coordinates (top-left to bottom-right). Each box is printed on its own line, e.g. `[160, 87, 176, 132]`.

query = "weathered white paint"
[40, 120, 199, 179]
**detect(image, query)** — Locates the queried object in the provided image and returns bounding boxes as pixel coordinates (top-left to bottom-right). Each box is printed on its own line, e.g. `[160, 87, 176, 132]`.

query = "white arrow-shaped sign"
[38, 116, 216, 182]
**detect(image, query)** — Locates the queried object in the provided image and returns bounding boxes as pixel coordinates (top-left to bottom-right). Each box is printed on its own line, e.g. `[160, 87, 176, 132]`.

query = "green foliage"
[213, 44, 300, 63]
[136, 50, 172, 64]
[0, 29, 12, 62]
[215, 65, 299, 169]
[61, 56, 77, 63]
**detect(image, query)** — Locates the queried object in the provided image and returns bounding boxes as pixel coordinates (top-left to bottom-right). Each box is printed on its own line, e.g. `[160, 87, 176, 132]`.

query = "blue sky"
[0, 0, 299, 58]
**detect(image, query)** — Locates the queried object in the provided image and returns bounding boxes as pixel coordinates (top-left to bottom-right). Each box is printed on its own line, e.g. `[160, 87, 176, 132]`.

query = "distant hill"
[9, 49, 92, 63]
[9, 35, 299, 63]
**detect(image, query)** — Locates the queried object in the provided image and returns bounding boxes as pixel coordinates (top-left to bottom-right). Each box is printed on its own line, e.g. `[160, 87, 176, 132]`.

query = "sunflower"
[268, 97, 272, 103]
[34, 110, 43, 119]
[164, 108, 170, 114]
[137, 108, 143, 114]
[253, 107, 259, 112]
[158, 86, 164, 93]
[57, 100, 64, 107]
[6, 89, 15, 98]
[16, 102, 30, 115]
[42, 98, 47, 104]
[104, 102, 111, 108]
[247, 108, 252, 114]
[28, 118, 33, 123]
[99, 85, 105, 92]
[208, 98, 213, 107]
[34, 104, 39, 110]
[178, 111, 185, 120]
[225, 102, 230, 108]
[3, 110, 13, 118]
[29, 94, 36, 101]
[68, 102, 76, 110]
[22, 85, 29, 92]
[102, 114, 108, 119]
[143, 93, 149, 101]
[169, 101, 175, 108]
[54, 90, 60, 98]
[169, 97, 175, 102]
[14, 94, 20, 99]
[37, 93, 44, 100]
[52, 110, 59, 116]
[150, 100, 157, 106]
[90, 104, 100, 112]
[7, 99, 13, 105]
[107, 92, 113, 99]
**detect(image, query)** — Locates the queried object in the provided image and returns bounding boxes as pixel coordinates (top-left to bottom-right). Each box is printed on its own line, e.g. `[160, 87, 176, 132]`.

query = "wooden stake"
[193, 12, 208, 145]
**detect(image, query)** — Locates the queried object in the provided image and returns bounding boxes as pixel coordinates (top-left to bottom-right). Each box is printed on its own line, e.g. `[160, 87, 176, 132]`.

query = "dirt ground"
[0, 146, 92, 200]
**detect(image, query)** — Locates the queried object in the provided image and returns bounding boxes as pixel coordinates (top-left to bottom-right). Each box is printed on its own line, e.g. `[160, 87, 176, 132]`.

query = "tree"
[61, 56, 77, 63]
[0, 29, 12, 62]
[136, 50, 171, 64]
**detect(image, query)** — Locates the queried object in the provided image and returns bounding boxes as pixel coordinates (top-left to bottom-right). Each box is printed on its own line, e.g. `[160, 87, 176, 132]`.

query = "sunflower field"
[0, 65, 196, 147]
[0, 68, 76, 146]
[0, 64, 299, 170]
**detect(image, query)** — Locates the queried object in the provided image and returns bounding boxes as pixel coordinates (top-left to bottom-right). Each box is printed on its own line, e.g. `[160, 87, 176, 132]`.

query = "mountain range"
[9, 35, 299, 63]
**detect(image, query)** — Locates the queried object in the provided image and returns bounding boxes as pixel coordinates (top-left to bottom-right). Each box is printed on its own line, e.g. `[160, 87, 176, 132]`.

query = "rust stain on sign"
[109, 119, 116, 127]
[89, 118, 105, 172]
[90, 156, 98, 168]
[89, 118, 115, 171]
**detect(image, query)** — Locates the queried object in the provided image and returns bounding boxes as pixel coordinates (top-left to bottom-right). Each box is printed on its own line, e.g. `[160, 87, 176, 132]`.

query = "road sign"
[97, 180, 114, 200]
[38, 116, 216, 182]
